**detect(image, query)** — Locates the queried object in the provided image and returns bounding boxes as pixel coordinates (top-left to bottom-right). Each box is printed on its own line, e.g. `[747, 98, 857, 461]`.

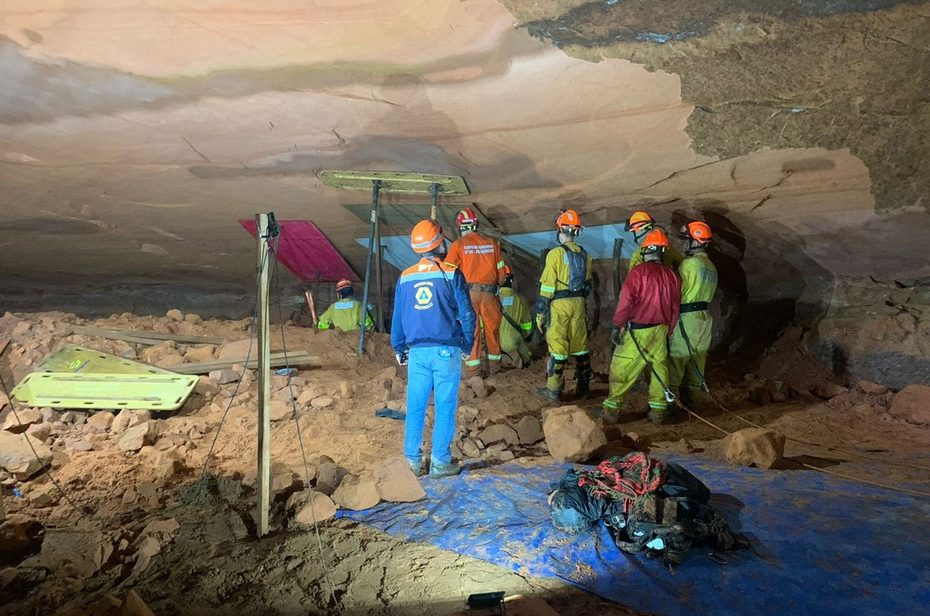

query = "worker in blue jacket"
[391, 219, 476, 478]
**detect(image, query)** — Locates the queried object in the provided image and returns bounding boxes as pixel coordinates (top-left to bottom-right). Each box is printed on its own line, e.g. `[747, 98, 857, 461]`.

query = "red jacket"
[613, 262, 681, 334]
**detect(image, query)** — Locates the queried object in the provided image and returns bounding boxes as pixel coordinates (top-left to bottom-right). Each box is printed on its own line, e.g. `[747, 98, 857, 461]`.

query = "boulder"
[209, 369, 239, 385]
[1, 408, 43, 433]
[184, 313, 203, 325]
[184, 345, 216, 362]
[0, 432, 52, 479]
[373, 457, 426, 502]
[459, 405, 479, 425]
[289, 490, 337, 526]
[117, 421, 158, 452]
[269, 400, 293, 422]
[39, 529, 113, 578]
[461, 438, 481, 459]
[314, 457, 346, 495]
[165, 309, 184, 321]
[86, 411, 115, 432]
[139, 341, 177, 365]
[542, 405, 606, 463]
[194, 376, 221, 397]
[339, 381, 354, 399]
[122, 589, 157, 616]
[219, 338, 255, 360]
[889, 385, 930, 426]
[478, 424, 519, 447]
[515, 415, 544, 445]
[722, 428, 786, 469]
[310, 396, 334, 409]
[25, 422, 52, 443]
[111, 409, 150, 434]
[332, 473, 380, 510]
[467, 376, 488, 398]
[857, 380, 889, 396]
[0, 514, 44, 564]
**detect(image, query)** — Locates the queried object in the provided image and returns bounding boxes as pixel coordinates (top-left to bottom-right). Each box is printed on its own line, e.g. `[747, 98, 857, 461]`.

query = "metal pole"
[358, 179, 381, 354]
[255, 213, 272, 537]
[429, 182, 440, 220]
[374, 203, 384, 333]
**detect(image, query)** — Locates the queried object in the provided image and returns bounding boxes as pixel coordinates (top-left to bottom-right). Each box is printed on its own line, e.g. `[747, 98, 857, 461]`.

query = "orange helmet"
[680, 221, 712, 244]
[455, 208, 478, 230]
[410, 219, 445, 254]
[625, 210, 655, 233]
[641, 228, 669, 253]
[555, 209, 582, 235]
[336, 279, 353, 292]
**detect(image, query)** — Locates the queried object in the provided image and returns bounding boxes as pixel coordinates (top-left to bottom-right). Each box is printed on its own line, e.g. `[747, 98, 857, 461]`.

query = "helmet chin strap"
[685, 239, 706, 255]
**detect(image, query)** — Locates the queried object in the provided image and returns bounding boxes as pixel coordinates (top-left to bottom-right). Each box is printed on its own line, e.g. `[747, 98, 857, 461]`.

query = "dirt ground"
[1, 310, 928, 615]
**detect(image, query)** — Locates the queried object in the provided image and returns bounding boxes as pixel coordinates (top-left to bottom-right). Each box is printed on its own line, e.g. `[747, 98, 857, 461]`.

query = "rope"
[577, 452, 667, 512]
[672, 399, 930, 499]
[270, 241, 338, 608]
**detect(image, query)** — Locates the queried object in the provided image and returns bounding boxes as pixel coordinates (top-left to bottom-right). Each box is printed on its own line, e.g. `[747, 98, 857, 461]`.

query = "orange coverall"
[446, 232, 507, 376]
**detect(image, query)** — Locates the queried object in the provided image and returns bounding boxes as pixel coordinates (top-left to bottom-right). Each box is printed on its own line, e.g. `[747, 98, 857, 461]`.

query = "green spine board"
[35, 346, 174, 375]
[11, 372, 198, 411]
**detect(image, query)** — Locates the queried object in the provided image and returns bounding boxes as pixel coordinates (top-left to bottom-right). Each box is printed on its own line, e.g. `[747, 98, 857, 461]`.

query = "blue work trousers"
[404, 345, 462, 465]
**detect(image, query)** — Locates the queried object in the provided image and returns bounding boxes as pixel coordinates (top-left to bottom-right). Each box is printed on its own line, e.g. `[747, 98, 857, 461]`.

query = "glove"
[610, 327, 622, 347]
[535, 313, 547, 334]
[395, 351, 408, 366]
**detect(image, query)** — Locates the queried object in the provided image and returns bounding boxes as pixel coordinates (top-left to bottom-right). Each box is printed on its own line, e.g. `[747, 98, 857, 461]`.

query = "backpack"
[559, 245, 591, 297]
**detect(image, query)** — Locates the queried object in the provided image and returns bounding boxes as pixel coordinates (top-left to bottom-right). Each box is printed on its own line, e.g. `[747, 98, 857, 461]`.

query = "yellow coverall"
[668, 251, 718, 393]
[499, 286, 533, 365]
[317, 298, 374, 332]
[538, 242, 592, 393]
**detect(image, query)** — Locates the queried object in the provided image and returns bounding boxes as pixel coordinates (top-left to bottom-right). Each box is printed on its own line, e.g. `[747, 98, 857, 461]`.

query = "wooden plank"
[72, 325, 225, 346]
[171, 352, 318, 375]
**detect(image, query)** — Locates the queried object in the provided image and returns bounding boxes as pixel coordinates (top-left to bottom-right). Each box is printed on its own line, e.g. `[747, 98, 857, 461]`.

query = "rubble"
[889, 385, 930, 426]
[1, 408, 43, 432]
[0, 514, 44, 565]
[515, 415, 544, 445]
[86, 411, 115, 432]
[209, 369, 239, 385]
[542, 406, 607, 463]
[477, 424, 519, 447]
[722, 428, 786, 469]
[39, 529, 113, 578]
[314, 456, 346, 496]
[374, 457, 426, 502]
[310, 395, 334, 409]
[0, 432, 52, 479]
[25, 422, 52, 443]
[288, 490, 337, 526]
[111, 409, 151, 434]
[117, 421, 158, 452]
[332, 473, 380, 510]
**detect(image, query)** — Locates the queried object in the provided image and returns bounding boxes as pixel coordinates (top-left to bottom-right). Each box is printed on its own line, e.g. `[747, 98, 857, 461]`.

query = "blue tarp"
[341, 457, 930, 615]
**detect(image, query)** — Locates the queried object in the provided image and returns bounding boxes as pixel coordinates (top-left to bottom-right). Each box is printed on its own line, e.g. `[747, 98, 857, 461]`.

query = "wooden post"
[358, 180, 381, 354]
[374, 206, 384, 333]
[255, 213, 273, 537]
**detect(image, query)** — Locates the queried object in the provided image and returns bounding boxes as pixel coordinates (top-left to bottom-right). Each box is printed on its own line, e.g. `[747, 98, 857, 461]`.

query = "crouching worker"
[498, 266, 534, 368]
[601, 230, 680, 424]
[317, 279, 374, 332]
[391, 220, 476, 478]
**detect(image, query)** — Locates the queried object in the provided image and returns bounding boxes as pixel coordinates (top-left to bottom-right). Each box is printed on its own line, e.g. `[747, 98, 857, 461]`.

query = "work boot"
[535, 386, 560, 403]
[647, 408, 667, 424]
[593, 407, 620, 424]
[408, 459, 425, 477]
[428, 460, 461, 478]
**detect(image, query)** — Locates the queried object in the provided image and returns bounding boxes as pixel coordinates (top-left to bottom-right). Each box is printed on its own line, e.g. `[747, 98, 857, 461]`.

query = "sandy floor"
[1, 311, 927, 615]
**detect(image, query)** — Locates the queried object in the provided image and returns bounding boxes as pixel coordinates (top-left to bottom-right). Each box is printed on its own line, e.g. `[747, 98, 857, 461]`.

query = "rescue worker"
[316, 279, 374, 332]
[625, 211, 684, 271]
[391, 219, 476, 478]
[498, 266, 534, 368]
[668, 221, 718, 402]
[602, 229, 681, 424]
[446, 208, 507, 377]
[534, 209, 593, 403]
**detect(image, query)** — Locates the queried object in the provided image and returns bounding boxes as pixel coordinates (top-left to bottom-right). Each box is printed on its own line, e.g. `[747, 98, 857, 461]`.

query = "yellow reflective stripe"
[317, 322, 331, 330]
[464, 359, 482, 367]
[540, 284, 556, 294]
[497, 261, 505, 269]
[488, 354, 502, 361]
[551, 353, 568, 360]
[520, 322, 533, 331]
[603, 400, 620, 410]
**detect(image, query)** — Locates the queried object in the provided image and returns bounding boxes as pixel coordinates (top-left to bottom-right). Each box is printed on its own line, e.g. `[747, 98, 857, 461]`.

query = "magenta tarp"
[239, 219, 359, 282]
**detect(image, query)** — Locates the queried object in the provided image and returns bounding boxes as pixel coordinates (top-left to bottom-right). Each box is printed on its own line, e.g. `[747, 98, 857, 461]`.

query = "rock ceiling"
[1, 1, 928, 300]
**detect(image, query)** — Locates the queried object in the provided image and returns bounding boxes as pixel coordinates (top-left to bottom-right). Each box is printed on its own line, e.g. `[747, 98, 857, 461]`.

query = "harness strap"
[680, 301, 709, 313]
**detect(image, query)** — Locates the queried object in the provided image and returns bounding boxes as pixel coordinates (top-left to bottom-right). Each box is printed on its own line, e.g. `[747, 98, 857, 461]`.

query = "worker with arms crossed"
[668, 221, 718, 405]
[534, 209, 593, 403]
[391, 220, 476, 478]
[498, 266, 534, 368]
[625, 210, 684, 271]
[601, 229, 681, 424]
[316, 279, 374, 332]
[445, 208, 507, 378]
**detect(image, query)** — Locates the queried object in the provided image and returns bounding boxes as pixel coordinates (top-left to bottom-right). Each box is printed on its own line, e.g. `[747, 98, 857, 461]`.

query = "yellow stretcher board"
[34, 345, 173, 375]
[11, 373, 198, 411]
